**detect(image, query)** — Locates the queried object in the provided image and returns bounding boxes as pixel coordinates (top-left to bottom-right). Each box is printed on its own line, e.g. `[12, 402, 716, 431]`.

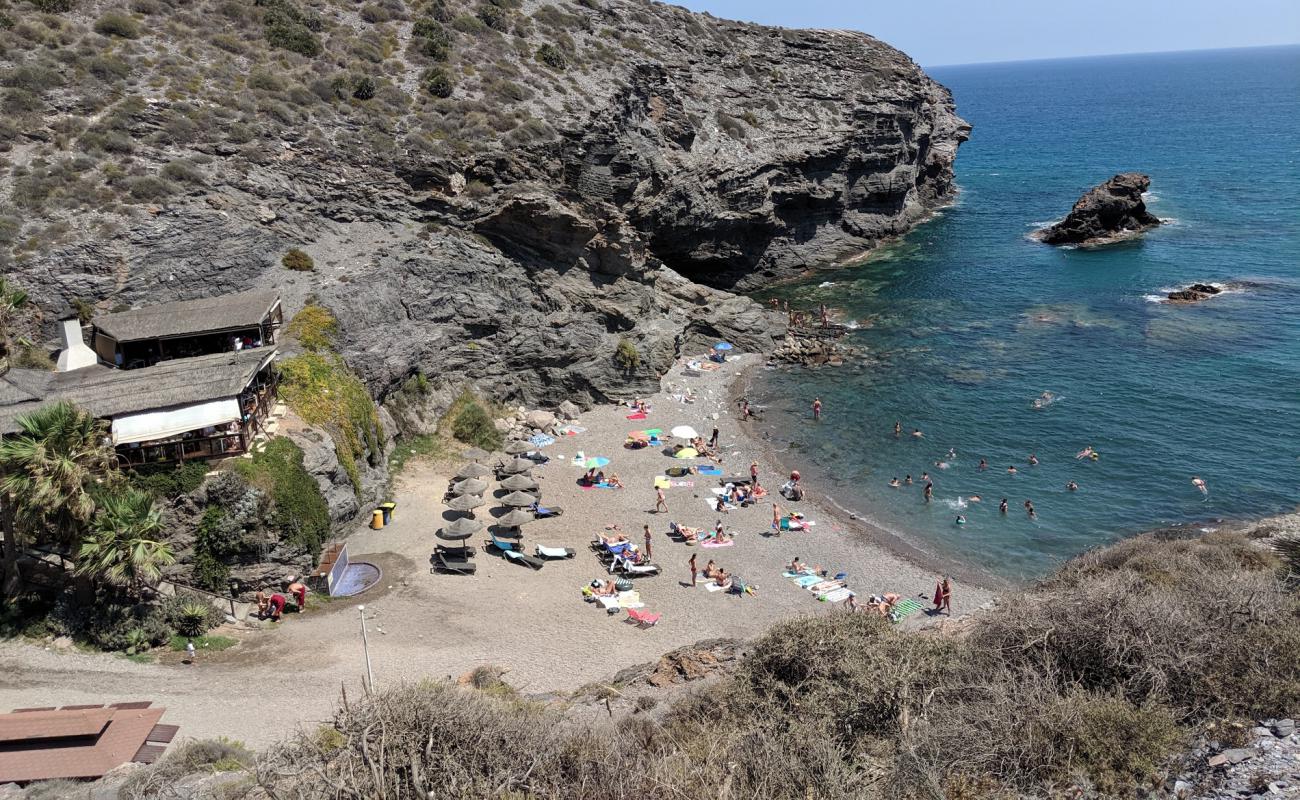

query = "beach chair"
[431, 551, 477, 575]
[610, 555, 660, 577]
[490, 534, 518, 554]
[532, 503, 563, 518]
[536, 544, 575, 559]
[436, 543, 477, 557]
[626, 608, 661, 628]
[503, 549, 545, 570]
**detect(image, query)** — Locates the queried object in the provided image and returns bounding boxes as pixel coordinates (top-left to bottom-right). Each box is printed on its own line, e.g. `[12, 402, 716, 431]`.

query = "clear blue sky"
[672, 0, 1300, 66]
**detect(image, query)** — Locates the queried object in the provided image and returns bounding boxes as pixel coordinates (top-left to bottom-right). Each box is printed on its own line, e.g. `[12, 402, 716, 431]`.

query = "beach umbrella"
[442, 517, 483, 537]
[462, 447, 490, 462]
[504, 440, 533, 455]
[713, 342, 733, 351]
[500, 491, 538, 507]
[500, 457, 534, 475]
[445, 494, 485, 512]
[454, 462, 491, 480]
[583, 457, 610, 469]
[670, 425, 698, 440]
[497, 509, 536, 528]
[627, 431, 649, 441]
[499, 474, 538, 491]
[674, 447, 699, 459]
[451, 477, 489, 496]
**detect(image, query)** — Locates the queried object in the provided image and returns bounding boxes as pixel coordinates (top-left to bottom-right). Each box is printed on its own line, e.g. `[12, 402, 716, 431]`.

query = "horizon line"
[923, 41, 1300, 69]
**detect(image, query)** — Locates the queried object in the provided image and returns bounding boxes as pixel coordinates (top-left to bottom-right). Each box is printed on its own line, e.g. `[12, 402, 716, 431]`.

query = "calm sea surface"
[749, 46, 1300, 579]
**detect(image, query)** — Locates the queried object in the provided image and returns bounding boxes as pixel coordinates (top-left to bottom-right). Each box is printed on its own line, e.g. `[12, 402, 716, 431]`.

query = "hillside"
[0, 0, 966, 410]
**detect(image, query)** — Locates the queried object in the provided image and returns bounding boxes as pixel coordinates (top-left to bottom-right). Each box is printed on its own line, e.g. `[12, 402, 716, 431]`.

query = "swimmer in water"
[1007, 465, 1017, 475]
[888, 477, 901, 488]
[1192, 476, 1207, 495]
[969, 495, 982, 502]
[955, 515, 966, 525]
[999, 498, 1008, 514]
[935, 461, 950, 470]
[1066, 481, 1079, 491]
[923, 483, 933, 503]
[912, 428, 923, 439]
[921, 472, 930, 484]
[947, 447, 957, 459]
[894, 421, 902, 437]
[978, 458, 988, 471]
[905, 475, 913, 486]
[1024, 499, 1036, 519]
[1028, 454, 1039, 466]
[1076, 446, 1094, 460]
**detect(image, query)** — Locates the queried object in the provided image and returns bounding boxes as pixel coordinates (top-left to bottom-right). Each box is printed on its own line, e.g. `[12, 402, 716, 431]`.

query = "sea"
[748, 45, 1300, 581]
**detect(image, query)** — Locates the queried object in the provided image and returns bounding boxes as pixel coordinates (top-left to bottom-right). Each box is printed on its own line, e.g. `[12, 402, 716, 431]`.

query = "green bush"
[124, 175, 174, 202]
[94, 11, 141, 39]
[422, 67, 454, 98]
[282, 248, 314, 271]
[128, 461, 210, 499]
[191, 505, 231, 591]
[535, 42, 567, 70]
[449, 13, 485, 34]
[476, 3, 508, 30]
[31, 0, 76, 11]
[351, 76, 376, 99]
[613, 338, 639, 372]
[235, 438, 331, 556]
[449, 393, 502, 451]
[160, 159, 205, 185]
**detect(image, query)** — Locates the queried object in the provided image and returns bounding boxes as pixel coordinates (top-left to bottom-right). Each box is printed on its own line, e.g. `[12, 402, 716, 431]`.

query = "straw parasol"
[451, 477, 489, 496]
[500, 457, 534, 475]
[670, 425, 698, 440]
[499, 474, 538, 491]
[454, 462, 491, 480]
[500, 491, 538, 508]
[446, 494, 485, 512]
[437, 517, 482, 541]
[504, 440, 533, 455]
[496, 509, 536, 528]
[462, 447, 490, 462]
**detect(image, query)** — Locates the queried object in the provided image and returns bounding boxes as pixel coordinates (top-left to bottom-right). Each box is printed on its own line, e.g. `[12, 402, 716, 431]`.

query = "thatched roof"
[93, 290, 280, 343]
[0, 349, 275, 434]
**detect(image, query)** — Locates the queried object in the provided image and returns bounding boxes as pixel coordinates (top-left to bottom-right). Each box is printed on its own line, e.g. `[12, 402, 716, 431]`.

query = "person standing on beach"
[931, 577, 944, 613]
[812, 397, 822, 421]
[750, 460, 759, 487]
[923, 483, 933, 503]
[772, 502, 781, 532]
[940, 577, 952, 615]
[654, 486, 668, 514]
[709, 427, 719, 449]
[643, 524, 653, 560]
[688, 553, 697, 587]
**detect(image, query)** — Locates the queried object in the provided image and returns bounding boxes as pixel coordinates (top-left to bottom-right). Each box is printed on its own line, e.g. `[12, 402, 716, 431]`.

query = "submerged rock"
[1166, 283, 1223, 303]
[1036, 173, 1162, 246]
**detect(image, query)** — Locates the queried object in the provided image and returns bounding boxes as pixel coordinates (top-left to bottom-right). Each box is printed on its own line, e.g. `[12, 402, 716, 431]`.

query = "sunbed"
[431, 551, 477, 575]
[609, 555, 660, 576]
[532, 503, 564, 519]
[626, 608, 661, 627]
[436, 543, 477, 557]
[536, 544, 575, 559]
[503, 549, 545, 570]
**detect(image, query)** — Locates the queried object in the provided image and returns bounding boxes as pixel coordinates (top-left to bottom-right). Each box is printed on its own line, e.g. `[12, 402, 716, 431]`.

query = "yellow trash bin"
[370, 509, 384, 530]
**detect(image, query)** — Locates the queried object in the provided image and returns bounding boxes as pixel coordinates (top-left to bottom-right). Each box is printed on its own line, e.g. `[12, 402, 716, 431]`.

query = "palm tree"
[77, 488, 175, 594]
[0, 401, 117, 597]
[0, 277, 28, 371]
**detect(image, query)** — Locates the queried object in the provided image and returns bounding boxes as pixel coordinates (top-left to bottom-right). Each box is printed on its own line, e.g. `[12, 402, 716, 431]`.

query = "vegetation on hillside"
[234, 437, 330, 558]
[279, 303, 383, 496]
[195, 530, 1300, 798]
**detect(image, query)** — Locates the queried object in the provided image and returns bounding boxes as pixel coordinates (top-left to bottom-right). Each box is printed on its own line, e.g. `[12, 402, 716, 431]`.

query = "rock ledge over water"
[1036, 173, 1162, 246]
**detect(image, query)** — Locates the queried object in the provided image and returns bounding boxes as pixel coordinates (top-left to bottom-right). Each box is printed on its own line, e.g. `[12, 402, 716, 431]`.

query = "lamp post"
[357, 604, 375, 693]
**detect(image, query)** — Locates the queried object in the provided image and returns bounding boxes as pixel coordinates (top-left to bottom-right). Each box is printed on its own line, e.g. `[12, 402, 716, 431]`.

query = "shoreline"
[726, 362, 1011, 594]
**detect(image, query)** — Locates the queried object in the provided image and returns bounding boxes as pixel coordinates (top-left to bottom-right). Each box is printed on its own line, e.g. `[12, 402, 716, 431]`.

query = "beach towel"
[820, 588, 853, 603]
[528, 434, 556, 447]
[697, 467, 722, 476]
[808, 580, 842, 594]
[643, 428, 662, 436]
[890, 598, 924, 623]
[704, 582, 727, 592]
[653, 476, 670, 489]
[626, 413, 647, 420]
[794, 575, 822, 588]
[704, 499, 737, 512]
[783, 570, 816, 579]
[700, 539, 734, 548]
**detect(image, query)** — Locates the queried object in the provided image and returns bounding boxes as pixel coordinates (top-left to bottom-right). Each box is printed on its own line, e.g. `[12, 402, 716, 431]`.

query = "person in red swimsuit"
[287, 578, 307, 613]
[268, 593, 286, 621]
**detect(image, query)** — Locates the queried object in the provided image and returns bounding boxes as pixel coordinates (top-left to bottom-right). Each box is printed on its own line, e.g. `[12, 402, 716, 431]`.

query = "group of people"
[686, 552, 753, 594]
[580, 468, 622, 488]
[254, 578, 308, 622]
[767, 298, 834, 329]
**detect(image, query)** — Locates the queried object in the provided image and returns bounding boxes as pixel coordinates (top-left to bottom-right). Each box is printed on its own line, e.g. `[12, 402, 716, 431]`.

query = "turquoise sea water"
[749, 46, 1300, 580]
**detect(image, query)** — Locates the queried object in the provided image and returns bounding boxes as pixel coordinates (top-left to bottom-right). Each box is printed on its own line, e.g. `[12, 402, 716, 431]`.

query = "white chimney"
[56, 317, 98, 372]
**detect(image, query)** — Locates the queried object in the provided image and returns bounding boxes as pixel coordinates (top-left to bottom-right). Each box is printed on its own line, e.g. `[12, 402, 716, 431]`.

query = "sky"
[671, 0, 1300, 66]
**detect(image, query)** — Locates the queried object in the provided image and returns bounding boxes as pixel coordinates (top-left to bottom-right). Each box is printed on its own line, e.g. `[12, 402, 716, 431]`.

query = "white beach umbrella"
[670, 425, 698, 440]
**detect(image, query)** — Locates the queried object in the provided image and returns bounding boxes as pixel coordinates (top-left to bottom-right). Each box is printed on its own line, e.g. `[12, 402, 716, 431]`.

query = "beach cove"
[0, 351, 996, 748]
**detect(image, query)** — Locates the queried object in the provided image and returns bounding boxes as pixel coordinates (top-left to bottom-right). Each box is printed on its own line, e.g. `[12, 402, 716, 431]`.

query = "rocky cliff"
[0, 0, 966, 416]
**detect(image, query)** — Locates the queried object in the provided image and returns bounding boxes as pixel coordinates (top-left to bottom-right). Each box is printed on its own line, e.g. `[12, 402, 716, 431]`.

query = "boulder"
[557, 400, 582, 421]
[1166, 283, 1223, 303]
[525, 410, 557, 431]
[1036, 173, 1162, 246]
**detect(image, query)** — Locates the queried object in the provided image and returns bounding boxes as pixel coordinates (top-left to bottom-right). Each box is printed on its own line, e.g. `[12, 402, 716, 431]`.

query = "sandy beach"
[0, 351, 995, 749]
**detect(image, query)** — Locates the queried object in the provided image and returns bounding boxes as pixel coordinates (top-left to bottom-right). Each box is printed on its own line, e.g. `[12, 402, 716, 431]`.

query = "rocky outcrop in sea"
[1036, 172, 1162, 245]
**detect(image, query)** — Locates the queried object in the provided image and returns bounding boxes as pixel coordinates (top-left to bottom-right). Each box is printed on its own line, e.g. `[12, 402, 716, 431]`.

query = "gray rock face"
[6, 1, 966, 422]
[1037, 173, 1162, 246]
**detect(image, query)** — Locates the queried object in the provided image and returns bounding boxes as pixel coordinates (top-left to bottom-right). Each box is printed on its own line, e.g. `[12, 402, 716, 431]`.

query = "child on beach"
[654, 486, 668, 514]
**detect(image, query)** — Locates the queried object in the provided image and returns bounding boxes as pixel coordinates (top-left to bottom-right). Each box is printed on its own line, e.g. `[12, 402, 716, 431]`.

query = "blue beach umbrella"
[713, 342, 734, 351]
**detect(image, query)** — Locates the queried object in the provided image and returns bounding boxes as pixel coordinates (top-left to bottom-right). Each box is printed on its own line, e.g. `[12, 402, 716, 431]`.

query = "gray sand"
[0, 352, 993, 748]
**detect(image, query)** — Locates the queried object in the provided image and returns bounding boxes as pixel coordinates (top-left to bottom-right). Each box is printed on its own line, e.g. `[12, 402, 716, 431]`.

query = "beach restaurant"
[0, 291, 282, 465]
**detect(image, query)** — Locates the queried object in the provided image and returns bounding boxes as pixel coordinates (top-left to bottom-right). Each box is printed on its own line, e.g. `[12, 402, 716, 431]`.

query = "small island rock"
[1037, 173, 1162, 246]
[1166, 283, 1222, 303]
